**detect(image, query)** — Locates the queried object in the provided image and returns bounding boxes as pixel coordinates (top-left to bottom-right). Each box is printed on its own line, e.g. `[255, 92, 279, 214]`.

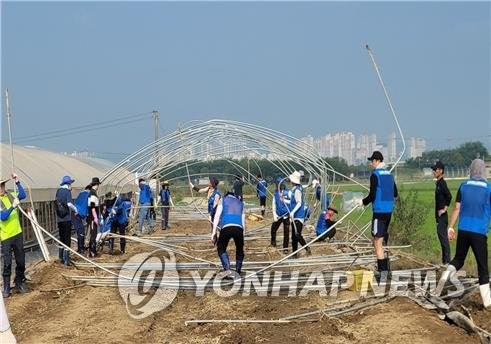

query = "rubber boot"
[58, 248, 64, 263]
[479, 284, 491, 309]
[120, 240, 126, 254]
[433, 264, 456, 296]
[261, 209, 265, 217]
[63, 250, 71, 266]
[2, 277, 11, 298]
[219, 252, 230, 271]
[235, 260, 243, 275]
[15, 277, 27, 294]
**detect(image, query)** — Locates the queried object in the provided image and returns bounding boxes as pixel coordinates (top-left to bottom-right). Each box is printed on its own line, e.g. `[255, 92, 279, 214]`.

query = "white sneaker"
[479, 284, 491, 309]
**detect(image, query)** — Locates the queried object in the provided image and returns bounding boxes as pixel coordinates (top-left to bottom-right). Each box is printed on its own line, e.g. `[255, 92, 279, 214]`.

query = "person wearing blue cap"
[55, 176, 78, 266]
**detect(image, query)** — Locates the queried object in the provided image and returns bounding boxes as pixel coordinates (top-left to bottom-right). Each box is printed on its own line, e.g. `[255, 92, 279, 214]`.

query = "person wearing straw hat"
[55, 175, 78, 266]
[361, 151, 398, 274]
[159, 180, 174, 230]
[0, 174, 27, 297]
[288, 171, 311, 257]
[434, 159, 490, 309]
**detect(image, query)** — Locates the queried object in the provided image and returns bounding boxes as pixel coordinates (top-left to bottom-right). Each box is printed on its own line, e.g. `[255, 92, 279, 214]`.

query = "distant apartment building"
[409, 137, 426, 158]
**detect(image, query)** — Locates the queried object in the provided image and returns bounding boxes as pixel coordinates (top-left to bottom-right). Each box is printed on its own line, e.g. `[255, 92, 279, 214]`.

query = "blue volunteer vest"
[221, 195, 244, 228]
[290, 185, 305, 219]
[372, 168, 395, 213]
[458, 179, 491, 236]
[208, 188, 220, 215]
[315, 211, 328, 236]
[274, 189, 290, 217]
[161, 189, 171, 203]
[257, 179, 267, 197]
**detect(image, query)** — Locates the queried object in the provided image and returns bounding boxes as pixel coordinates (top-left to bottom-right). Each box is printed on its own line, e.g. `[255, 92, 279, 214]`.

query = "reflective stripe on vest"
[458, 179, 491, 236]
[0, 192, 22, 241]
[373, 168, 395, 213]
[221, 195, 244, 228]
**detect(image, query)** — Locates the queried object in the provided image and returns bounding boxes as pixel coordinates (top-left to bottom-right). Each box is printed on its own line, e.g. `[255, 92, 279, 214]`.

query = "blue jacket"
[458, 178, 491, 236]
[160, 189, 171, 204]
[274, 188, 290, 217]
[139, 184, 152, 205]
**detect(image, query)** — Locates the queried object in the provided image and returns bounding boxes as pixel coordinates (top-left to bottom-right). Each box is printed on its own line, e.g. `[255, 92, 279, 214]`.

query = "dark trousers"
[292, 220, 308, 252]
[161, 203, 170, 228]
[436, 213, 451, 264]
[109, 222, 127, 252]
[88, 221, 98, 255]
[57, 221, 72, 249]
[72, 214, 85, 252]
[1, 233, 25, 283]
[271, 217, 290, 248]
[450, 230, 489, 285]
[217, 226, 245, 261]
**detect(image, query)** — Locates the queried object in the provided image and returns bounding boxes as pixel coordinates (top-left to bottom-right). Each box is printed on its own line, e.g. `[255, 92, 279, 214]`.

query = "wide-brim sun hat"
[289, 171, 302, 185]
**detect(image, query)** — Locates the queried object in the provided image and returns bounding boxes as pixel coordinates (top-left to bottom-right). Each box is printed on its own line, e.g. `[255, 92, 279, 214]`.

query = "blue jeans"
[138, 203, 153, 232]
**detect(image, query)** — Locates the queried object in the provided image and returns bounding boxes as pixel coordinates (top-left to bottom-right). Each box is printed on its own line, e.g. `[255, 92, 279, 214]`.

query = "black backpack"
[55, 189, 70, 218]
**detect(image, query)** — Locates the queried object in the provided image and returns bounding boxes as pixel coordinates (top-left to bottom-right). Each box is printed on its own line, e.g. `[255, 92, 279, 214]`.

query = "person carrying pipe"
[434, 159, 490, 309]
[137, 178, 154, 236]
[211, 191, 245, 276]
[159, 181, 174, 230]
[190, 177, 221, 229]
[256, 174, 268, 217]
[0, 174, 27, 297]
[288, 171, 311, 257]
[359, 151, 398, 275]
[270, 177, 291, 250]
[87, 177, 101, 258]
[55, 176, 78, 266]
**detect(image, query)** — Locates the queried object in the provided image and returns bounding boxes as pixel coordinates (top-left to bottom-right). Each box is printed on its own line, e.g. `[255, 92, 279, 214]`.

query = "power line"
[9, 111, 153, 143]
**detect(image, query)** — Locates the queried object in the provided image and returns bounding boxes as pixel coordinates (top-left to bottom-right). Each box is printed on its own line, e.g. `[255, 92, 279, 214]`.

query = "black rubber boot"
[63, 250, 71, 266]
[58, 248, 64, 263]
[2, 277, 11, 298]
[15, 277, 27, 294]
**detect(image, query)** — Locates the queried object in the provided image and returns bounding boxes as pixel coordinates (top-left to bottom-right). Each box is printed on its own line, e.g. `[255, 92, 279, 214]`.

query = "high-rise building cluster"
[300, 132, 426, 165]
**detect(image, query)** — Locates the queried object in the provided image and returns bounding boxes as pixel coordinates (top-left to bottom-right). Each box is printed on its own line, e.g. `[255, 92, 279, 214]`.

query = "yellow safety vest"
[0, 192, 22, 241]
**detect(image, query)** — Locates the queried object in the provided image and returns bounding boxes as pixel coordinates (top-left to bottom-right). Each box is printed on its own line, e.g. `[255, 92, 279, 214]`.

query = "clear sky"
[1, 1, 490, 161]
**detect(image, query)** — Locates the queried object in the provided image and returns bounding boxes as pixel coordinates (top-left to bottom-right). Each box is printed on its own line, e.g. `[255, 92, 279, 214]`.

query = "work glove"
[189, 182, 194, 188]
[12, 198, 20, 208]
[356, 199, 364, 208]
[11, 173, 18, 182]
[448, 227, 456, 241]
[110, 208, 117, 216]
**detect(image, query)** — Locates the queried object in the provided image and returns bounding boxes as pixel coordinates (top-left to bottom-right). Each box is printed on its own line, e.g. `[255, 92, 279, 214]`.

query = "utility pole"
[153, 110, 160, 202]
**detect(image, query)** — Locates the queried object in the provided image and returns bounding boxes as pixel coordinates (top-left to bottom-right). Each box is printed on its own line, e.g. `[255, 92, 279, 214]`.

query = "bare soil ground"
[5, 218, 489, 343]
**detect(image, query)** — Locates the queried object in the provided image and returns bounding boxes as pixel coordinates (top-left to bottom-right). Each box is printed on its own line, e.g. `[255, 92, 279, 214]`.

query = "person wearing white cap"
[434, 159, 490, 309]
[55, 176, 78, 266]
[0, 174, 27, 297]
[288, 171, 311, 257]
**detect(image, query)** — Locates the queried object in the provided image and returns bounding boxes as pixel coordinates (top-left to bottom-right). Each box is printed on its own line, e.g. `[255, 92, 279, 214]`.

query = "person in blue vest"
[360, 151, 398, 274]
[159, 180, 174, 230]
[289, 171, 311, 257]
[256, 174, 268, 217]
[211, 191, 245, 276]
[137, 178, 154, 236]
[316, 205, 338, 241]
[434, 159, 490, 308]
[109, 192, 132, 254]
[270, 177, 291, 250]
[55, 176, 78, 266]
[312, 179, 330, 210]
[190, 177, 221, 228]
